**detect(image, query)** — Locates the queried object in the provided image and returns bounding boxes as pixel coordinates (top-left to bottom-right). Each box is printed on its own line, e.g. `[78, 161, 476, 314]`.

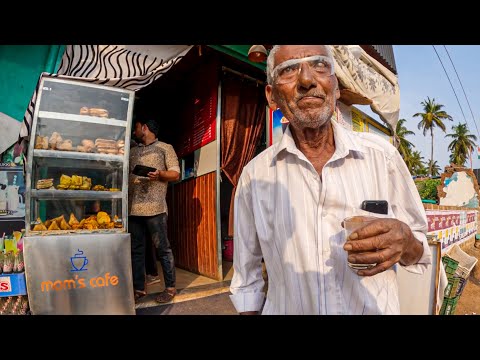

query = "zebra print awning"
[20, 45, 193, 140]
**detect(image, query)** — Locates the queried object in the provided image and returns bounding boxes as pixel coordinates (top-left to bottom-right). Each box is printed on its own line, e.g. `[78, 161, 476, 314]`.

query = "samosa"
[32, 218, 47, 231]
[48, 221, 60, 231]
[60, 217, 72, 230]
[68, 213, 79, 227]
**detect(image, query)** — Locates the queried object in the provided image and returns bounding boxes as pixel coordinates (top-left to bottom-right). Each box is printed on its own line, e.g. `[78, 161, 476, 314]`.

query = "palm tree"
[446, 123, 478, 167]
[427, 159, 441, 176]
[413, 97, 453, 176]
[410, 150, 426, 176]
[395, 118, 415, 160]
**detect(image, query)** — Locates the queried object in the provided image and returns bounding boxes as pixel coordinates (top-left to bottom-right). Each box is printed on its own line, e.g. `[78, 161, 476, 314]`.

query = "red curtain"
[221, 74, 266, 236]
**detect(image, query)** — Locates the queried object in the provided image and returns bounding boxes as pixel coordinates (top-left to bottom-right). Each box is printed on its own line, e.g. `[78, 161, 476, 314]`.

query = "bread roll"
[81, 139, 95, 148]
[89, 108, 109, 118]
[97, 148, 118, 154]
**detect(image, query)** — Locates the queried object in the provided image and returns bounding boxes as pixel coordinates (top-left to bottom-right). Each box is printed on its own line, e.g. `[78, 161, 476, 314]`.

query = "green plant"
[416, 179, 441, 201]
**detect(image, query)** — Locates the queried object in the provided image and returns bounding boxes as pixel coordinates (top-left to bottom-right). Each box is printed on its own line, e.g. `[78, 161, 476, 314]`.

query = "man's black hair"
[135, 118, 160, 138]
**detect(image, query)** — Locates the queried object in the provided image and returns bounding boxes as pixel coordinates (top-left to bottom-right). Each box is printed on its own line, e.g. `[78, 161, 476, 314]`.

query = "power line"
[443, 45, 480, 139]
[431, 45, 468, 125]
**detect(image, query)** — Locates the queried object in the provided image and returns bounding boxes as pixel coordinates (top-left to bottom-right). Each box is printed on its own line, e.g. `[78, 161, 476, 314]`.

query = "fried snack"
[77, 139, 95, 153]
[97, 147, 118, 155]
[97, 212, 111, 225]
[89, 108, 109, 118]
[68, 213, 79, 227]
[84, 217, 99, 229]
[34, 135, 49, 150]
[80, 107, 89, 115]
[82, 139, 95, 148]
[56, 140, 73, 151]
[95, 138, 116, 146]
[48, 132, 63, 149]
[106, 222, 115, 229]
[97, 148, 119, 155]
[56, 185, 68, 190]
[109, 188, 120, 192]
[92, 185, 106, 191]
[52, 215, 65, 226]
[71, 175, 83, 186]
[60, 217, 72, 230]
[60, 175, 72, 187]
[48, 221, 60, 231]
[36, 179, 53, 189]
[32, 218, 47, 231]
[77, 218, 86, 229]
[80, 177, 92, 190]
[44, 219, 53, 228]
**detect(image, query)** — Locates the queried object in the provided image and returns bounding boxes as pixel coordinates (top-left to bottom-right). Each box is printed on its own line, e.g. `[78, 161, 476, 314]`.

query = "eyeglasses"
[272, 55, 334, 85]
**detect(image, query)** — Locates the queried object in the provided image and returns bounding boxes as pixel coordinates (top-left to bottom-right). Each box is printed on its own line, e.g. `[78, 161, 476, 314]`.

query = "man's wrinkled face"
[266, 45, 340, 131]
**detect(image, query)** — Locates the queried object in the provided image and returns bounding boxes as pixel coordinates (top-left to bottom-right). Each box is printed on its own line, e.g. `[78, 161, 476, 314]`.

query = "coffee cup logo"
[70, 249, 89, 272]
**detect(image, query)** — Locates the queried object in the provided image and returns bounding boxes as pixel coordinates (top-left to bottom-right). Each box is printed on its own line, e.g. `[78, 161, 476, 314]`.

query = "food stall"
[23, 77, 135, 315]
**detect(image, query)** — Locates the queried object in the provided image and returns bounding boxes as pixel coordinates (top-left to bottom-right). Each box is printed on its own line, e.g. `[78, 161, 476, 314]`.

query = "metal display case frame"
[23, 77, 136, 315]
[25, 77, 134, 235]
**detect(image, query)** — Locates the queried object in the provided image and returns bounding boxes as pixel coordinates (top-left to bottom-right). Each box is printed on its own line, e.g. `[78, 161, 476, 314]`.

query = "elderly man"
[229, 45, 431, 315]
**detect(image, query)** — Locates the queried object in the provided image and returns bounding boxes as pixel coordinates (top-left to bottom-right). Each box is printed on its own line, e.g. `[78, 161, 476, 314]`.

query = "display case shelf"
[33, 149, 124, 163]
[31, 189, 123, 200]
[38, 111, 127, 127]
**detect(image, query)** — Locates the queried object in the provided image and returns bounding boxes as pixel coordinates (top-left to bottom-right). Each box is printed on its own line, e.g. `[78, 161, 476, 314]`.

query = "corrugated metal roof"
[365, 45, 397, 74]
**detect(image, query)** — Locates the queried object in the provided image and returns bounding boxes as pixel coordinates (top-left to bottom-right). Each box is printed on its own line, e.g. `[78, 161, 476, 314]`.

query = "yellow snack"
[68, 213, 79, 226]
[60, 217, 71, 230]
[53, 215, 65, 226]
[32, 218, 47, 231]
[60, 175, 72, 187]
[78, 218, 86, 229]
[48, 221, 60, 231]
[97, 211, 111, 225]
[72, 175, 82, 186]
[81, 177, 92, 190]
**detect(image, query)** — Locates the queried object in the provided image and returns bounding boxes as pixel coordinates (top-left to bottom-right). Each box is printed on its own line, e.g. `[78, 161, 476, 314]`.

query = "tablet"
[132, 164, 157, 177]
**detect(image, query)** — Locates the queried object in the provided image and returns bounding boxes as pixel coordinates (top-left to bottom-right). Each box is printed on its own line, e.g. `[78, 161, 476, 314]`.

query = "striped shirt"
[230, 120, 431, 315]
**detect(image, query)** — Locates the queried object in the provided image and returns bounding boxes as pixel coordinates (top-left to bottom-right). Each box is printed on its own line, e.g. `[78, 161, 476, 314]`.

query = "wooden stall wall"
[167, 171, 219, 280]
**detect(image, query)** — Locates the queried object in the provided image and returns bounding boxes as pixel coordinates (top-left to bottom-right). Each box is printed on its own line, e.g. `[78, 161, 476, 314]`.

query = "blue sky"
[358, 45, 480, 172]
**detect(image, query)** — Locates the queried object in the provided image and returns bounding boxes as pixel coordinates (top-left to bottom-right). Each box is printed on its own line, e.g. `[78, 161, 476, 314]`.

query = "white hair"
[266, 45, 334, 85]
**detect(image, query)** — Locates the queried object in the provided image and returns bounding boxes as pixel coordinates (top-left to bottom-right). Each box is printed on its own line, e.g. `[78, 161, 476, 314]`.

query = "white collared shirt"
[229, 120, 431, 315]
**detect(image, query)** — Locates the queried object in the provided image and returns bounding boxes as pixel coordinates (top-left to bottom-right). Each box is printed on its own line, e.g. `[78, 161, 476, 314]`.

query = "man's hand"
[148, 169, 180, 182]
[343, 218, 424, 277]
[147, 169, 162, 181]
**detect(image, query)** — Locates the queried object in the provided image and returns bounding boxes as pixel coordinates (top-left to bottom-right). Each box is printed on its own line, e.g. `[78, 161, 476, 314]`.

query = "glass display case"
[25, 77, 134, 236]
